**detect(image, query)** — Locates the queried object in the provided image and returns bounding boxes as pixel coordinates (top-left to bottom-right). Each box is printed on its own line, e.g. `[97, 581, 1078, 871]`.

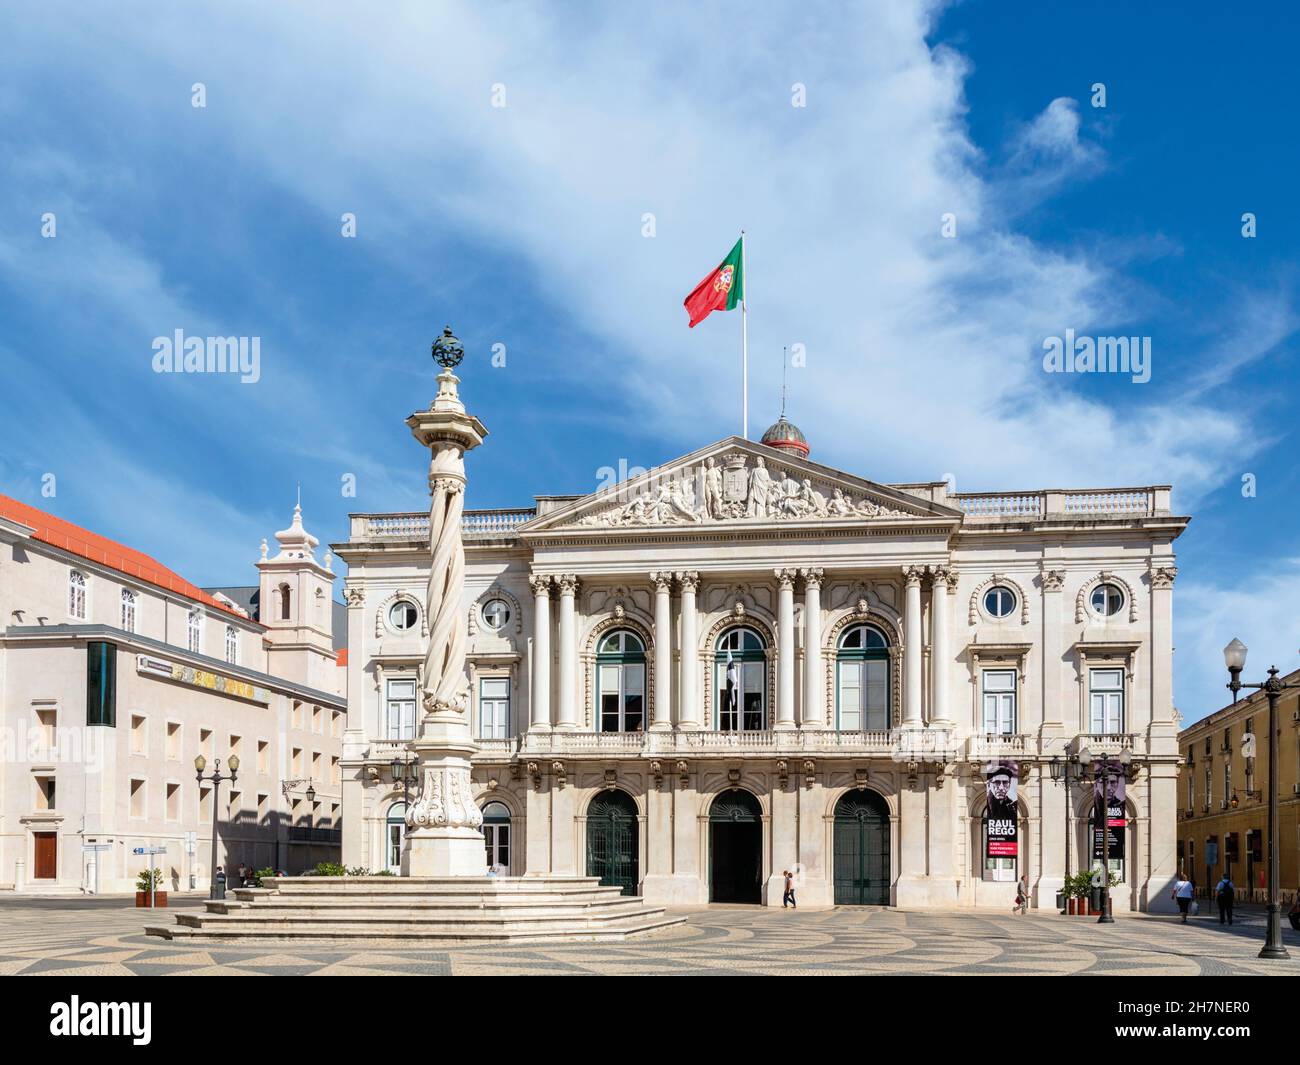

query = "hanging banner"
[1091, 760, 1126, 860]
[984, 761, 1019, 858]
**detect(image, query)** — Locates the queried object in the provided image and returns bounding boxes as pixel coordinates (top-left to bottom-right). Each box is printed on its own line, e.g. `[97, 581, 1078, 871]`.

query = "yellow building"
[1177, 666, 1300, 903]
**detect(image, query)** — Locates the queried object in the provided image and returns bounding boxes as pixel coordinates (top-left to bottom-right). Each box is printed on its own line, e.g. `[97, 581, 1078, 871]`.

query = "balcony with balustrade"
[950, 486, 1172, 523]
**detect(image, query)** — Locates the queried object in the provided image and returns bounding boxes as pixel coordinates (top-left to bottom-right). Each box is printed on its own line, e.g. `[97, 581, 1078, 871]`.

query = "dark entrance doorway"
[586, 790, 638, 895]
[33, 832, 57, 880]
[709, 790, 762, 903]
[833, 790, 890, 905]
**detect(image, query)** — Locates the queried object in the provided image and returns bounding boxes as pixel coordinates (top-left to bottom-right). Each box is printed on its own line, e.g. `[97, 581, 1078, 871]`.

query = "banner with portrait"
[1090, 760, 1126, 860]
[983, 760, 1019, 858]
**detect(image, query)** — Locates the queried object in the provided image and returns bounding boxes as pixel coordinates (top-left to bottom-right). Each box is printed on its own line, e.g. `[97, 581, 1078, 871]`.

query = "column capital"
[774, 567, 798, 589]
[1040, 566, 1066, 592]
[929, 566, 957, 592]
[554, 573, 580, 596]
[903, 565, 925, 587]
[798, 566, 824, 589]
[528, 573, 553, 597]
[343, 584, 365, 608]
[1149, 564, 1178, 589]
[649, 571, 675, 592]
[675, 571, 700, 593]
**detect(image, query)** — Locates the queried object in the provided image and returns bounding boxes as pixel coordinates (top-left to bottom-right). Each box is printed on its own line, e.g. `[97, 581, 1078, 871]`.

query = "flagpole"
[741, 229, 748, 439]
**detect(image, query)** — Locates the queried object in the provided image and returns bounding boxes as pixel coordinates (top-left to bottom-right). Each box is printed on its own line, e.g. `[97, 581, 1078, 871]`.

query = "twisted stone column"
[402, 352, 489, 876]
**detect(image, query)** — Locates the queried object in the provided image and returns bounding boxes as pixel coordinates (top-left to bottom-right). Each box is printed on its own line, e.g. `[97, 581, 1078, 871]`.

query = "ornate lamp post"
[1048, 756, 1071, 912]
[401, 327, 490, 876]
[1224, 638, 1293, 959]
[195, 754, 239, 899]
[1076, 748, 1130, 923]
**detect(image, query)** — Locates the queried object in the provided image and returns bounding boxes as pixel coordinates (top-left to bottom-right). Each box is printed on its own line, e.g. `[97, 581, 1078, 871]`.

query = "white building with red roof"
[0, 495, 346, 894]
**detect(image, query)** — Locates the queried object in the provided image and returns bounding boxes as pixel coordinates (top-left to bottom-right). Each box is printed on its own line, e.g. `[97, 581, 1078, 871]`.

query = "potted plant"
[135, 867, 168, 907]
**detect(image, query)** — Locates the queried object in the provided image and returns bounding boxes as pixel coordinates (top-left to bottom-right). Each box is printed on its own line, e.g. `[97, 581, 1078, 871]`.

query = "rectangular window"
[1205, 766, 1212, 809]
[385, 680, 417, 741]
[35, 708, 57, 752]
[199, 785, 212, 824]
[129, 778, 146, 819]
[839, 662, 861, 731]
[982, 670, 1017, 735]
[69, 572, 86, 618]
[86, 641, 117, 727]
[200, 728, 213, 761]
[34, 776, 56, 811]
[166, 782, 180, 821]
[331, 756, 340, 785]
[130, 714, 147, 755]
[257, 793, 268, 823]
[1187, 772, 1194, 810]
[292, 747, 302, 775]
[257, 739, 269, 775]
[120, 591, 137, 633]
[166, 721, 181, 760]
[312, 706, 322, 733]
[1223, 761, 1231, 805]
[228, 790, 241, 821]
[718, 661, 764, 731]
[1088, 668, 1124, 733]
[187, 611, 202, 653]
[225, 626, 238, 665]
[311, 751, 321, 779]
[479, 677, 510, 739]
[291, 701, 303, 730]
[229, 734, 242, 762]
[331, 711, 343, 738]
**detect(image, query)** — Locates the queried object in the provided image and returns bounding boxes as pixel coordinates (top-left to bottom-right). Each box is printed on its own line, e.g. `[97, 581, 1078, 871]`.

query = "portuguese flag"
[684, 237, 744, 328]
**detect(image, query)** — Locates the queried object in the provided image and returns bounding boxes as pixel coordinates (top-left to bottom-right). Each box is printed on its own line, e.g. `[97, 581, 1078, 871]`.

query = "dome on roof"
[760, 414, 809, 458]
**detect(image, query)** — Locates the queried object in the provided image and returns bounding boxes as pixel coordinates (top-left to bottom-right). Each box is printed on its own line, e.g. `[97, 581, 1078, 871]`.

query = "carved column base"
[402, 828, 489, 877]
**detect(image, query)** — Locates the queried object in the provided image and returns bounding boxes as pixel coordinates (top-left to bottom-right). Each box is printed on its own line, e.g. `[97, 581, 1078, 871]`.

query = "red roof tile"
[0, 493, 257, 623]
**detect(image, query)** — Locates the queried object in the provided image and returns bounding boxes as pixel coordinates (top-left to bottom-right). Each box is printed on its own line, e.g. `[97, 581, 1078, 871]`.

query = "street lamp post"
[194, 753, 239, 900]
[305, 783, 316, 872]
[1076, 747, 1130, 924]
[1049, 756, 1071, 911]
[1224, 638, 1294, 960]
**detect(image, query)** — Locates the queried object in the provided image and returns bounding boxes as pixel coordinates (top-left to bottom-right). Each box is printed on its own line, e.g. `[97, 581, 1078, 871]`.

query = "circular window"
[388, 600, 418, 631]
[983, 585, 1017, 619]
[481, 599, 511, 631]
[1091, 583, 1124, 617]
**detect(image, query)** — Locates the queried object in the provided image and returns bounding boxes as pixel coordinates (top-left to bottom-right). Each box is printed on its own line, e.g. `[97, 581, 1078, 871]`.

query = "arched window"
[597, 630, 646, 732]
[68, 571, 86, 619]
[482, 801, 511, 873]
[279, 584, 291, 621]
[386, 802, 407, 873]
[187, 608, 202, 653]
[225, 624, 238, 665]
[715, 627, 766, 731]
[120, 588, 137, 633]
[836, 624, 889, 731]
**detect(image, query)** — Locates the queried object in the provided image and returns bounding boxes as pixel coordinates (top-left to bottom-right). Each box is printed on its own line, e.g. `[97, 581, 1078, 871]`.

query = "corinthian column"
[676, 572, 700, 730]
[775, 569, 797, 730]
[402, 327, 488, 877]
[801, 568, 824, 729]
[555, 574, 579, 730]
[929, 567, 953, 725]
[529, 574, 552, 732]
[650, 572, 673, 730]
[903, 566, 924, 726]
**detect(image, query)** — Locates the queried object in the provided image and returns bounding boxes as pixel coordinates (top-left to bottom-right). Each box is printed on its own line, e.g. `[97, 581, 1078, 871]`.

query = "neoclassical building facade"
[337, 422, 1188, 910]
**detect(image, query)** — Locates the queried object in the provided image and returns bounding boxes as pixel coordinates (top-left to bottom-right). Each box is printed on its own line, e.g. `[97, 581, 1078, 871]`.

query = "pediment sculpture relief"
[573, 452, 915, 528]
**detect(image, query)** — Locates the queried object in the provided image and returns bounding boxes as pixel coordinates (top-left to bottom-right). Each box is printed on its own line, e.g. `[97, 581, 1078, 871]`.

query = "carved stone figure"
[703, 458, 725, 519]
[747, 457, 773, 518]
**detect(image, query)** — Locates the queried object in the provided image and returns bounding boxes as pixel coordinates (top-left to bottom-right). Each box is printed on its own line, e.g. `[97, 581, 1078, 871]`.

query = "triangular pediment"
[518, 438, 962, 534]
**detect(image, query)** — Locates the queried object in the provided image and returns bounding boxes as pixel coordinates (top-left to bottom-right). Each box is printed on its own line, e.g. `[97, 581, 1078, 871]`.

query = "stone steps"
[146, 875, 685, 943]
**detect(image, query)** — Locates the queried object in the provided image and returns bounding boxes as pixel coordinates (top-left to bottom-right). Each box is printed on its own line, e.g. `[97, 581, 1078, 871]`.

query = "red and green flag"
[683, 237, 744, 328]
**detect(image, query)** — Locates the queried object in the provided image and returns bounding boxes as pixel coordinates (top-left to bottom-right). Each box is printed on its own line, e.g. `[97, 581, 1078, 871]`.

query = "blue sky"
[1, 1, 1296, 724]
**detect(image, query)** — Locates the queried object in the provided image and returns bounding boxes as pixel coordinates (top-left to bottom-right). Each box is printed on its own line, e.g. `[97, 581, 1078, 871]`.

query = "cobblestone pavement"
[0, 897, 1298, 976]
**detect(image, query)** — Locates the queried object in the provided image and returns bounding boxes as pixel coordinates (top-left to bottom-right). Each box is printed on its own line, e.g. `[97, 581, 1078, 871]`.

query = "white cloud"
[1175, 561, 1300, 726]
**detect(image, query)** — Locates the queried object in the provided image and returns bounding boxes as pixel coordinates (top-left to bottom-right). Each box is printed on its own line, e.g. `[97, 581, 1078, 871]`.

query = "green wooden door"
[833, 790, 890, 905]
[586, 791, 638, 895]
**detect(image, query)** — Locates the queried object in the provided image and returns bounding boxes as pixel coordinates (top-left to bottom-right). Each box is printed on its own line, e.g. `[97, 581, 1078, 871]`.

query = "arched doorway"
[385, 802, 407, 874]
[709, 790, 763, 903]
[833, 790, 890, 905]
[482, 801, 511, 874]
[586, 790, 639, 895]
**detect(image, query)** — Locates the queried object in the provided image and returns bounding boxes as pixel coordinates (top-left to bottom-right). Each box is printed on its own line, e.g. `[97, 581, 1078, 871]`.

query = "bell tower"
[256, 500, 338, 690]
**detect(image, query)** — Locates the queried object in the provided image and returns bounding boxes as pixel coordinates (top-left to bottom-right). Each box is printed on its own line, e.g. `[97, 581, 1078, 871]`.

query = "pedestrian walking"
[1215, 874, 1236, 925]
[782, 869, 797, 909]
[1172, 872, 1194, 922]
[1013, 875, 1029, 915]
[236, 862, 248, 888]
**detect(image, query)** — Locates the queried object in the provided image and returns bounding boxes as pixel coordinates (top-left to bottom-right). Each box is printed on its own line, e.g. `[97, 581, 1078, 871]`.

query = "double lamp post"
[1223, 638, 1293, 960]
